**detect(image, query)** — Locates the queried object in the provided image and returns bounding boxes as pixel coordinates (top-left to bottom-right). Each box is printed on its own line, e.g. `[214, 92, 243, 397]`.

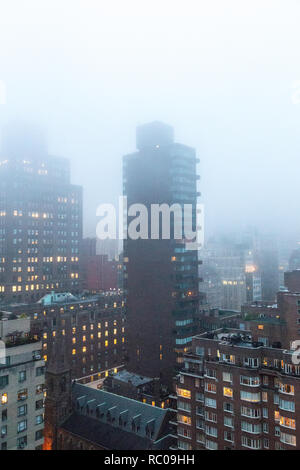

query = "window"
[241, 406, 260, 418]
[17, 420, 27, 433]
[205, 382, 217, 393]
[1, 409, 7, 421]
[205, 398, 216, 409]
[18, 404, 27, 417]
[224, 430, 234, 442]
[178, 414, 191, 425]
[241, 436, 261, 449]
[221, 354, 235, 364]
[36, 384, 44, 395]
[205, 439, 218, 450]
[35, 430, 43, 441]
[205, 369, 217, 379]
[279, 399, 295, 412]
[244, 357, 259, 368]
[263, 422, 269, 433]
[279, 383, 294, 395]
[1, 393, 8, 405]
[205, 425, 217, 437]
[280, 432, 296, 446]
[224, 416, 234, 428]
[178, 440, 192, 450]
[240, 376, 260, 387]
[177, 400, 191, 412]
[280, 416, 296, 429]
[35, 399, 44, 410]
[196, 392, 204, 402]
[17, 389, 28, 401]
[223, 387, 233, 398]
[18, 371, 26, 383]
[0, 376, 9, 388]
[241, 421, 261, 434]
[177, 388, 191, 399]
[1, 425, 7, 437]
[178, 427, 191, 438]
[224, 402, 233, 413]
[205, 411, 217, 423]
[196, 418, 204, 429]
[35, 414, 44, 425]
[17, 436, 27, 449]
[196, 432, 205, 444]
[240, 391, 260, 402]
[36, 366, 45, 377]
[222, 372, 232, 383]
[263, 438, 269, 449]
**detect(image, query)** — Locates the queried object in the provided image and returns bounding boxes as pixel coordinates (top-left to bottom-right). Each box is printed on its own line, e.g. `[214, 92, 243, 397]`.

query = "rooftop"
[111, 370, 154, 387]
[71, 382, 173, 444]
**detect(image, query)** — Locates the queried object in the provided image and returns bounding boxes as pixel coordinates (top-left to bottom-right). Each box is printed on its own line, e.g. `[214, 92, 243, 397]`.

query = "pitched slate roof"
[70, 382, 172, 444]
[60, 413, 152, 450]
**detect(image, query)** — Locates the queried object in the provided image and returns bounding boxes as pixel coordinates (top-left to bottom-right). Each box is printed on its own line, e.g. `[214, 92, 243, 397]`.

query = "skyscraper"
[0, 124, 82, 304]
[123, 122, 204, 388]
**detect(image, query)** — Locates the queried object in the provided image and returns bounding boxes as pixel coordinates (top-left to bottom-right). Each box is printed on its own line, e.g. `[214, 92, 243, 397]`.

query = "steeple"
[43, 328, 72, 450]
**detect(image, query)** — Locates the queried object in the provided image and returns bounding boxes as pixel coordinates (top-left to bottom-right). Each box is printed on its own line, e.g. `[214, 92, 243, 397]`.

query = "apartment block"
[174, 270, 300, 450]
[124, 122, 204, 387]
[0, 316, 45, 450]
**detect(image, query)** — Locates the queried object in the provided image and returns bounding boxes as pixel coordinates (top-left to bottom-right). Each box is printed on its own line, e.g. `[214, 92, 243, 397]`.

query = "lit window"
[223, 387, 233, 398]
[177, 388, 191, 399]
[1, 393, 8, 405]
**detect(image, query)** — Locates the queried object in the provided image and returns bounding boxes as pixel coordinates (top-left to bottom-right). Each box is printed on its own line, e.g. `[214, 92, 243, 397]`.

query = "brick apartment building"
[1, 291, 126, 380]
[124, 122, 205, 388]
[174, 270, 300, 450]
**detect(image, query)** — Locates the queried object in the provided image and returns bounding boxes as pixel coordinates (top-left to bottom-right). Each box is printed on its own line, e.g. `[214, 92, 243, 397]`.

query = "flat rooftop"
[112, 370, 153, 387]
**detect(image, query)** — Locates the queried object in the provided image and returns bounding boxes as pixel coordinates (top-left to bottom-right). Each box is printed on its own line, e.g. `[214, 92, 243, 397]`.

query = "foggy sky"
[0, 0, 300, 241]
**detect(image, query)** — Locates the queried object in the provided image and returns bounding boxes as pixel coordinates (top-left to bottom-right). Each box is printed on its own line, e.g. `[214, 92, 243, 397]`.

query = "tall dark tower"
[0, 122, 83, 304]
[43, 330, 72, 450]
[123, 122, 204, 389]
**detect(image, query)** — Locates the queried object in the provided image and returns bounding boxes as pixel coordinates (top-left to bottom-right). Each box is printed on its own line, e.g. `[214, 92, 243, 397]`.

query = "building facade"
[0, 125, 82, 304]
[123, 122, 204, 387]
[174, 270, 300, 450]
[3, 291, 127, 380]
[0, 316, 45, 450]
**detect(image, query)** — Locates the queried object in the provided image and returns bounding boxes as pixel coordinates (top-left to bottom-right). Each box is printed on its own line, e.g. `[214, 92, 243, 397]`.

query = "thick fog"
[0, 0, 300, 242]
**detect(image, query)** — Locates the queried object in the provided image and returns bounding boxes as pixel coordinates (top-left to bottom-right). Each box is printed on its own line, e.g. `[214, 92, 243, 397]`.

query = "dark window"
[35, 430, 43, 441]
[0, 376, 9, 387]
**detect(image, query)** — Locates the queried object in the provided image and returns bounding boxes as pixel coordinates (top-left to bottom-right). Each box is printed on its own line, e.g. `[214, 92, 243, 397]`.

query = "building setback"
[123, 122, 205, 388]
[0, 125, 82, 304]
